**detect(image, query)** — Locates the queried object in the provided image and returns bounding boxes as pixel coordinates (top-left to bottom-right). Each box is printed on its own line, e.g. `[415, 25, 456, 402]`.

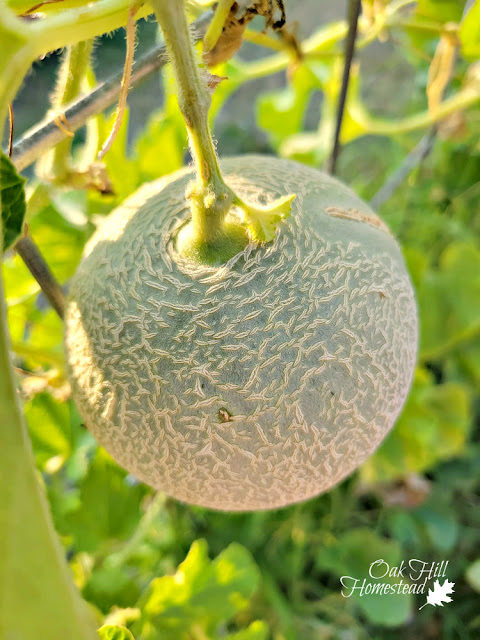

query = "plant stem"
[370, 129, 437, 209]
[0, 26, 95, 639]
[152, 0, 294, 262]
[152, 0, 232, 245]
[15, 235, 65, 319]
[10, 11, 213, 171]
[203, 0, 234, 53]
[42, 40, 94, 182]
[352, 85, 480, 134]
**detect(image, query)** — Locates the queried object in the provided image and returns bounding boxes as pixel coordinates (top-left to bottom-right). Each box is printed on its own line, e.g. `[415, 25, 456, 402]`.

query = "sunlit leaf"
[416, 0, 466, 23]
[316, 529, 412, 627]
[460, 2, 480, 60]
[257, 62, 320, 148]
[134, 540, 260, 640]
[361, 368, 471, 483]
[98, 625, 135, 640]
[465, 559, 480, 593]
[1, 151, 26, 251]
[65, 448, 148, 553]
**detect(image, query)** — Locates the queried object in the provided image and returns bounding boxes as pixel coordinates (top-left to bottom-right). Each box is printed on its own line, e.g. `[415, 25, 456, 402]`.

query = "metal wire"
[326, 0, 362, 176]
[10, 11, 212, 172]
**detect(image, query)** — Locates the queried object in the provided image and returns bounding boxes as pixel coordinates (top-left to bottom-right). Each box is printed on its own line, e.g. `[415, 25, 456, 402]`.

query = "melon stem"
[152, 0, 233, 244]
[152, 0, 295, 263]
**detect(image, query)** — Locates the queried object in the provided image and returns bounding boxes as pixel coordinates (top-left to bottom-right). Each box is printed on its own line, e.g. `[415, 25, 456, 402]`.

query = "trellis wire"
[370, 128, 437, 209]
[326, 0, 362, 176]
[10, 10, 212, 172]
[5, 11, 212, 322]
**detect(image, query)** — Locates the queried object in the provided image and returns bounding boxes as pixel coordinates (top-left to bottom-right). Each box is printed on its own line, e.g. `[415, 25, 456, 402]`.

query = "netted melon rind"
[65, 155, 418, 511]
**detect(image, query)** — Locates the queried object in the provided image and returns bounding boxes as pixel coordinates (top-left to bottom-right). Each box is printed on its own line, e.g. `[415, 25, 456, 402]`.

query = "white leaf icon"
[419, 579, 455, 610]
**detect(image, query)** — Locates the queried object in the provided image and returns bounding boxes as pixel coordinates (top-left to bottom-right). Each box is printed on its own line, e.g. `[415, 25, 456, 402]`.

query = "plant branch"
[203, 0, 233, 53]
[10, 11, 213, 171]
[326, 0, 361, 175]
[15, 235, 65, 319]
[370, 128, 437, 209]
[152, 0, 222, 192]
[152, 0, 233, 245]
[41, 40, 94, 182]
[151, 0, 294, 261]
[98, 5, 137, 159]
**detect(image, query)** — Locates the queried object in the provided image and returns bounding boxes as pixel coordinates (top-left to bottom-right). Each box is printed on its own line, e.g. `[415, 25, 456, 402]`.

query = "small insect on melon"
[65, 155, 418, 511]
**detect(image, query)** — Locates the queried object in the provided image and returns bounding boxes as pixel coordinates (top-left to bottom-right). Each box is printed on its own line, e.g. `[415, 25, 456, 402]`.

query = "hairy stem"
[10, 11, 213, 171]
[42, 40, 94, 181]
[151, 0, 293, 263]
[152, 0, 232, 245]
[98, 6, 136, 159]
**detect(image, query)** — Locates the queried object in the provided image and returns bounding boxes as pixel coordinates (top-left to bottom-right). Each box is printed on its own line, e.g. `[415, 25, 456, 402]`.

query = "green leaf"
[460, 2, 480, 60]
[1, 151, 26, 251]
[135, 110, 185, 181]
[419, 242, 480, 360]
[276, 60, 368, 164]
[361, 369, 471, 483]
[25, 393, 75, 471]
[413, 501, 459, 552]
[257, 62, 320, 149]
[316, 529, 412, 627]
[97, 109, 140, 201]
[135, 540, 260, 640]
[416, 0, 466, 23]
[465, 559, 480, 592]
[361, 371, 470, 481]
[98, 625, 135, 640]
[65, 448, 148, 553]
[27, 198, 89, 284]
[0, 168, 97, 640]
[134, 70, 187, 181]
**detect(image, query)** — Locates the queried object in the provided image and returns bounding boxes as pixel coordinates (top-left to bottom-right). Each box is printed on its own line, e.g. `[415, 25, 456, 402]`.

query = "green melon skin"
[65, 155, 418, 511]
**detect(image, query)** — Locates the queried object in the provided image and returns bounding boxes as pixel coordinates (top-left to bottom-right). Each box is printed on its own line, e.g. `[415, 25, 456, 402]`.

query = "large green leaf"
[257, 62, 320, 149]
[65, 448, 148, 553]
[134, 71, 187, 181]
[465, 559, 480, 593]
[413, 500, 459, 553]
[361, 368, 471, 482]
[418, 242, 480, 360]
[25, 393, 79, 471]
[134, 539, 261, 640]
[0, 222, 96, 640]
[316, 529, 412, 627]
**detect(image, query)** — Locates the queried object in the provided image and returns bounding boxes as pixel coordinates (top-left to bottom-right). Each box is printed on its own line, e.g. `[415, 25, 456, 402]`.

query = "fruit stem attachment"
[152, 0, 231, 240]
[151, 0, 294, 264]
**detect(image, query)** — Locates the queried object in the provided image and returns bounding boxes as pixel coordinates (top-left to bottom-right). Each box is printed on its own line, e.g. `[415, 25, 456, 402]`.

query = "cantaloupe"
[64, 155, 418, 511]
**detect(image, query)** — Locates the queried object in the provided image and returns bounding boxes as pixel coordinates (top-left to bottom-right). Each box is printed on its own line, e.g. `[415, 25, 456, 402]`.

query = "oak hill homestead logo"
[340, 559, 455, 610]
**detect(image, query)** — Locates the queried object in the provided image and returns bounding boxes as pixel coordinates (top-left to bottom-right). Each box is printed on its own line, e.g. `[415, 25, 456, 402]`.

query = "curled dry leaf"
[204, 0, 286, 67]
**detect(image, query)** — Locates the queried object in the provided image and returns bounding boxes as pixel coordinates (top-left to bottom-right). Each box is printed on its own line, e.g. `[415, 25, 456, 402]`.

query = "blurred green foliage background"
[3, 0, 480, 638]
